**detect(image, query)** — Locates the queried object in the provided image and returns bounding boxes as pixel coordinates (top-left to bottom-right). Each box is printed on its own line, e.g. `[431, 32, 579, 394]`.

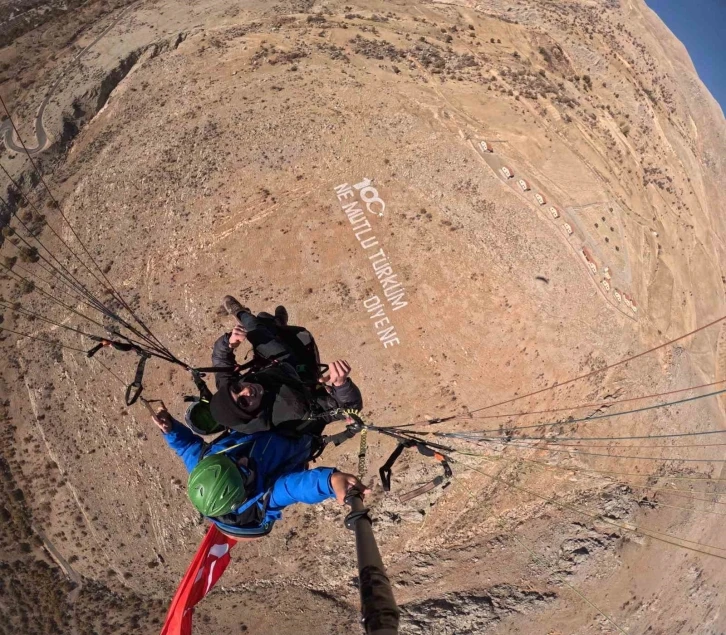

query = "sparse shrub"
[28, 213, 46, 236]
[18, 246, 39, 263]
[18, 279, 34, 295]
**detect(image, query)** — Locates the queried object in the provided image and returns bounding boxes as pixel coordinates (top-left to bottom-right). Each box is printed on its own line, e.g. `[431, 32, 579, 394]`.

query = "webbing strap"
[85, 336, 178, 406]
[321, 421, 362, 447]
[86, 337, 135, 358]
[379, 442, 411, 491]
[357, 428, 368, 479]
[191, 360, 256, 374]
[125, 351, 151, 406]
[379, 439, 453, 500]
[191, 369, 214, 401]
[398, 476, 445, 503]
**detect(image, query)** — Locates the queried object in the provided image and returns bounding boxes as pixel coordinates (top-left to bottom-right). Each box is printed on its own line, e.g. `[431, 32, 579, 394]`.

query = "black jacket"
[210, 314, 363, 435]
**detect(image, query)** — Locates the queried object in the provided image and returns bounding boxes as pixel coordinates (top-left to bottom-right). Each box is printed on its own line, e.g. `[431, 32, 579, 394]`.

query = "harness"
[194, 324, 332, 435]
[214, 516, 276, 539]
[213, 490, 273, 538]
[199, 438, 274, 537]
[228, 325, 327, 389]
[200, 432, 319, 538]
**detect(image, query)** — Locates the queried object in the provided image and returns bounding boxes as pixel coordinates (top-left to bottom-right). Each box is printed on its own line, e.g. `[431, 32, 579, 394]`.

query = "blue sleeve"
[163, 420, 205, 473]
[267, 467, 336, 512]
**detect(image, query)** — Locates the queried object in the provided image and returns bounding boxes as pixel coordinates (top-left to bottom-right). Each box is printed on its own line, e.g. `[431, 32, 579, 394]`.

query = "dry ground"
[2, 0, 726, 633]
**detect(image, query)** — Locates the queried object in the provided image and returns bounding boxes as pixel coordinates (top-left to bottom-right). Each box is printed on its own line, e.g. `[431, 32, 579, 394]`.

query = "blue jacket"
[164, 420, 336, 537]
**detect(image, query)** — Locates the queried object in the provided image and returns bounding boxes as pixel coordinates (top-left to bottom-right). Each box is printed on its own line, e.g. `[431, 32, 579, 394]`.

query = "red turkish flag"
[160, 525, 237, 635]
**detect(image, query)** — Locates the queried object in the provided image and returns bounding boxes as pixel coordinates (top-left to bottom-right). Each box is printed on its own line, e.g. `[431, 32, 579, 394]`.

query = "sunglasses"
[229, 379, 263, 412]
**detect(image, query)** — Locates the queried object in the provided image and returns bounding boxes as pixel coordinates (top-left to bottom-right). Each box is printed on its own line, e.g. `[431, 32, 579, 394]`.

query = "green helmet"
[185, 399, 223, 436]
[187, 454, 247, 517]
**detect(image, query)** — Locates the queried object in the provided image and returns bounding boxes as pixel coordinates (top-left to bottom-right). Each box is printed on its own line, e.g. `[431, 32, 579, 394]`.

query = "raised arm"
[211, 331, 241, 389]
[316, 360, 363, 420]
[329, 378, 363, 411]
[152, 410, 206, 473]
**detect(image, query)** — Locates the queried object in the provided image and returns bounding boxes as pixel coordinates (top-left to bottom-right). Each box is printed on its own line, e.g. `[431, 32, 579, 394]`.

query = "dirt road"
[1, 3, 135, 154]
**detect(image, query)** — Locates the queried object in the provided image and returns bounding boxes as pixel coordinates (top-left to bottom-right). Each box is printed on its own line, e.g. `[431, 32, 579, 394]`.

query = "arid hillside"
[2, 0, 726, 633]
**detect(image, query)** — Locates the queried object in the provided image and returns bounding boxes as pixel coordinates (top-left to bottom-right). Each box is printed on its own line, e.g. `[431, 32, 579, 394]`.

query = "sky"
[645, 0, 726, 112]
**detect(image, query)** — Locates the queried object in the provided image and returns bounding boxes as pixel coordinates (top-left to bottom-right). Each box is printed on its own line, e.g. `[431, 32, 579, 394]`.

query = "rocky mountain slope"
[2, 0, 726, 633]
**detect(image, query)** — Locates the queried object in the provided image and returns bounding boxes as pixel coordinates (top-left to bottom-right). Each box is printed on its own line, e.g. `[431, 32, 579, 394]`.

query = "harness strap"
[197, 430, 231, 458]
[86, 342, 105, 358]
[215, 518, 275, 539]
[379, 439, 453, 500]
[191, 359, 257, 374]
[125, 351, 151, 406]
[379, 441, 412, 491]
[86, 337, 135, 358]
[85, 336, 170, 406]
[190, 369, 214, 401]
[398, 476, 444, 503]
[230, 490, 265, 516]
[321, 422, 362, 447]
[311, 415, 364, 461]
[357, 428, 368, 479]
[211, 438, 255, 456]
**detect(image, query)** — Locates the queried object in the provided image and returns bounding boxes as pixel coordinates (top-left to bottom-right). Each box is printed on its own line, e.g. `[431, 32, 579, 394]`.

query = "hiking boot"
[274, 305, 289, 327]
[222, 295, 250, 322]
